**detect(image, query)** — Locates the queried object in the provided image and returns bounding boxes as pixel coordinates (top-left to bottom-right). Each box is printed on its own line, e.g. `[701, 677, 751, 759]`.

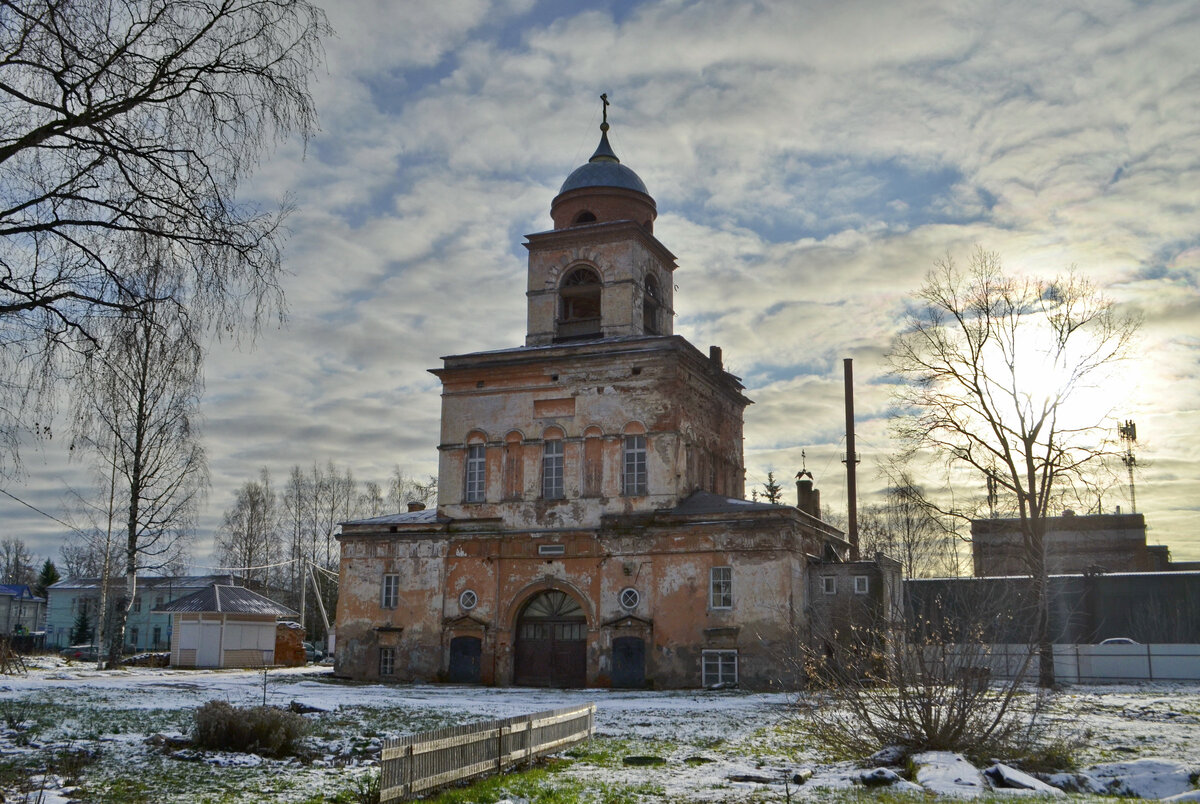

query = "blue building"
[45, 575, 243, 651]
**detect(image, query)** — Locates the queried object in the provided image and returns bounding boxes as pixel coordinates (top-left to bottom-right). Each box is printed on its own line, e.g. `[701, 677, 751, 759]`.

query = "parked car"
[59, 644, 99, 661]
[1098, 637, 1140, 645]
[302, 642, 324, 663]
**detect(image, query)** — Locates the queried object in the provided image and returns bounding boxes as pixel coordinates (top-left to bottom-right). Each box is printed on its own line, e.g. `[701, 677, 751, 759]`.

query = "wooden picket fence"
[379, 702, 595, 802]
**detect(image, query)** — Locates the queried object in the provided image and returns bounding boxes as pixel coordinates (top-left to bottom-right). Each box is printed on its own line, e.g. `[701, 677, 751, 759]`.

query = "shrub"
[192, 700, 307, 757]
[797, 615, 1051, 764]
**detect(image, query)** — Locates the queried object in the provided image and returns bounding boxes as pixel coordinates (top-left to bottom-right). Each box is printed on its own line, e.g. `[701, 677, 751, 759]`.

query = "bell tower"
[525, 97, 676, 346]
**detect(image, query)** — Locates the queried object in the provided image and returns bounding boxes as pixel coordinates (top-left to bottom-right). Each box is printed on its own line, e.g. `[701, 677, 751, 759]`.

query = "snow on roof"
[154, 585, 298, 617]
[48, 574, 244, 591]
[343, 508, 441, 526]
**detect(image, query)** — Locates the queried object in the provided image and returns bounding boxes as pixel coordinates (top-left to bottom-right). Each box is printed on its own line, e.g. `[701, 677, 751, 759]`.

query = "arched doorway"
[514, 590, 587, 687]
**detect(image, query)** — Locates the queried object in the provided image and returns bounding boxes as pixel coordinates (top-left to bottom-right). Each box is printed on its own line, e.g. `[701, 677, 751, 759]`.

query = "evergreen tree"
[763, 472, 783, 505]
[70, 608, 93, 645]
[34, 559, 60, 599]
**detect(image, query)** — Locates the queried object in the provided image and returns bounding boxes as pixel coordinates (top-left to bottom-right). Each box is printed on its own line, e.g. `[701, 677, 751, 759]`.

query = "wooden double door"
[513, 590, 587, 688]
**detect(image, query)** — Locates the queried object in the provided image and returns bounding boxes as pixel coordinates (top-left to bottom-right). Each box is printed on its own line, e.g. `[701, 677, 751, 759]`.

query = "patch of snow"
[912, 751, 987, 798]
[985, 763, 1066, 796]
[1086, 758, 1196, 799]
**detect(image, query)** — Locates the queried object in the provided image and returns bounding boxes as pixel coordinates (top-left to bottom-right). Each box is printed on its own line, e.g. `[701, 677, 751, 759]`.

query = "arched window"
[542, 428, 565, 500]
[573, 211, 596, 224]
[643, 274, 662, 335]
[557, 267, 602, 340]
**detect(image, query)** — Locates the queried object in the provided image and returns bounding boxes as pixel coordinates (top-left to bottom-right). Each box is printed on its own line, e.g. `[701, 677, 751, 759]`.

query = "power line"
[0, 486, 76, 531]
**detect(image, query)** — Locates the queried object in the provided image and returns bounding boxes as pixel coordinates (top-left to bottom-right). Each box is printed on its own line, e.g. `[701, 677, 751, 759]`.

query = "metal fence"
[379, 702, 595, 802]
[973, 643, 1200, 683]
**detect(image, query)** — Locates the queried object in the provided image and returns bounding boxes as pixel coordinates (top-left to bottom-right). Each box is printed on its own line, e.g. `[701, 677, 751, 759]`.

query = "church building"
[333, 108, 871, 689]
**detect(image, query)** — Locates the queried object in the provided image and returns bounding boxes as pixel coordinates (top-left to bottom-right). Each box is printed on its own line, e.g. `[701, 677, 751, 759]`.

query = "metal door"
[611, 636, 646, 688]
[447, 636, 482, 683]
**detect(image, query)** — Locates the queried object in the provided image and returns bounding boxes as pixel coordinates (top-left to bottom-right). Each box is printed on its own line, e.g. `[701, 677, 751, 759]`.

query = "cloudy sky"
[7, 0, 1200, 567]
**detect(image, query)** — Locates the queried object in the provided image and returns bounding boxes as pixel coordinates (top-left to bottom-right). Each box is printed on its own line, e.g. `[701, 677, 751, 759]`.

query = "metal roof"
[661, 490, 791, 516]
[154, 585, 298, 617]
[558, 129, 651, 197]
[49, 574, 243, 591]
[0, 584, 41, 600]
[343, 508, 441, 526]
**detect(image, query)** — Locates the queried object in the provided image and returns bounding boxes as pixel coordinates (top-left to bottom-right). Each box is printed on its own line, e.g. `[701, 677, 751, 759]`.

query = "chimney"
[407, 501, 426, 512]
[709, 345, 723, 371]
[844, 358, 860, 561]
[796, 470, 820, 519]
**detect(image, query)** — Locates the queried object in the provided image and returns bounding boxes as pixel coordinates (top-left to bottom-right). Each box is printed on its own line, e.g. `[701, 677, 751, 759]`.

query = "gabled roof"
[0, 584, 40, 600]
[154, 585, 298, 617]
[49, 574, 244, 591]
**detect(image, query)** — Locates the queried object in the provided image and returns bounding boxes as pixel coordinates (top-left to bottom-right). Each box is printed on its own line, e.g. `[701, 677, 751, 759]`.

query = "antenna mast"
[1119, 420, 1137, 513]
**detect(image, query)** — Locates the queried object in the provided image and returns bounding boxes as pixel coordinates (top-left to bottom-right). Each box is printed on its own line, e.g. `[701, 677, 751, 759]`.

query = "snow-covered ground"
[1, 657, 1198, 802]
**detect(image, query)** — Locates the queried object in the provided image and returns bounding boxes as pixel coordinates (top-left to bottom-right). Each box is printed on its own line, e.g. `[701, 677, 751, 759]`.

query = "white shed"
[155, 585, 298, 668]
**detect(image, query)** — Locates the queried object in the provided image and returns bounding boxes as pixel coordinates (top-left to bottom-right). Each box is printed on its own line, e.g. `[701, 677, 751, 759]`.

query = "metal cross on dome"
[601, 92, 609, 125]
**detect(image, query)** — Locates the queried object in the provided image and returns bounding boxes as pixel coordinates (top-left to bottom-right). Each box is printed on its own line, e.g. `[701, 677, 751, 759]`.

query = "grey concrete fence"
[379, 702, 595, 802]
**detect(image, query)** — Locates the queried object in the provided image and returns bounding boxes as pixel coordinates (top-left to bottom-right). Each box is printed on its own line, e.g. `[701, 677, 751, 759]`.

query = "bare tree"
[72, 254, 207, 664]
[386, 466, 437, 513]
[0, 0, 330, 472]
[889, 248, 1140, 686]
[214, 468, 279, 589]
[858, 471, 958, 579]
[0, 536, 34, 584]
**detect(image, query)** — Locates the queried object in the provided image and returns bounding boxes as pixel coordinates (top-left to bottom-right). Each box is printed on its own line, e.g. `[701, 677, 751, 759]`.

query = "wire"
[0, 486, 77, 531]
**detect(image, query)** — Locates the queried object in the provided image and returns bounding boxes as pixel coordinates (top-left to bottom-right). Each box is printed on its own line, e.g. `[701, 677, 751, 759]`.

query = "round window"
[619, 587, 640, 610]
[459, 589, 478, 611]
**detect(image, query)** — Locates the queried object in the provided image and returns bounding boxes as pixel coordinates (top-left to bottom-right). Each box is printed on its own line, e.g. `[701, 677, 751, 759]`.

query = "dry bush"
[798, 616, 1049, 764]
[192, 700, 308, 757]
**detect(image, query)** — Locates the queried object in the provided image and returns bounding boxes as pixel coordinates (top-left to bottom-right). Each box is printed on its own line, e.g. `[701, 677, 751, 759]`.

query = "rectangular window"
[379, 646, 395, 676]
[622, 434, 647, 496]
[465, 444, 486, 502]
[133, 597, 142, 613]
[154, 596, 164, 609]
[710, 566, 732, 609]
[702, 650, 738, 687]
[130, 627, 139, 647]
[381, 574, 399, 609]
[542, 440, 564, 499]
[537, 544, 565, 557]
[822, 576, 837, 595]
[854, 575, 869, 595]
[152, 626, 162, 648]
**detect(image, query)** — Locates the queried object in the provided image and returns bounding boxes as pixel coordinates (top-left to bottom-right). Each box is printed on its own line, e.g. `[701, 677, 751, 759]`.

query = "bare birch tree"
[0, 0, 330, 472]
[889, 248, 1140, 686]
[215, 468, 279, 589]
[72, 253, 207, 664]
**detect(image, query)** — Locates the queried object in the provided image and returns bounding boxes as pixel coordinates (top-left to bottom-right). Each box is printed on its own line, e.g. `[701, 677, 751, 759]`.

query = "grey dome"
[557, 129, 651, 196]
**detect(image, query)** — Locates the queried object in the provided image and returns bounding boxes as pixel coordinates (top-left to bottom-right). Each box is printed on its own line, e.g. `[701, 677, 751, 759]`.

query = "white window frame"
[710, 566, 732, 609]
[854, 575, 869, 595]
[459, 589, 478, 611]
[622, 434, 647, 496]
[381, 574, 399, 609]
[542, 439, 564, 499]
[619, 587, 640, 610]
[379, 646, 395, 676]
[702, 649, 738, 687]
[465, 444, 486, 502]
[822, 576, 837, 595]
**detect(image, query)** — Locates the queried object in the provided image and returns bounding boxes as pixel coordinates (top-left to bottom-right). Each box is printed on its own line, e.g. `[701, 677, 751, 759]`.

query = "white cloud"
[7, 0, 1199, 566]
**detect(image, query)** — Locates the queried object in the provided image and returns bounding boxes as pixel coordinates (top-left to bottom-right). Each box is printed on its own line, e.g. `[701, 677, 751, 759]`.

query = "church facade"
[333, 113, 867, 689]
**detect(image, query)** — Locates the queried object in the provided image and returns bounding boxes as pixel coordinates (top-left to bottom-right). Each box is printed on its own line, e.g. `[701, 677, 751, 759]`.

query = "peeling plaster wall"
[435, 337, 747, 527]
[335, 512, 826, 689]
